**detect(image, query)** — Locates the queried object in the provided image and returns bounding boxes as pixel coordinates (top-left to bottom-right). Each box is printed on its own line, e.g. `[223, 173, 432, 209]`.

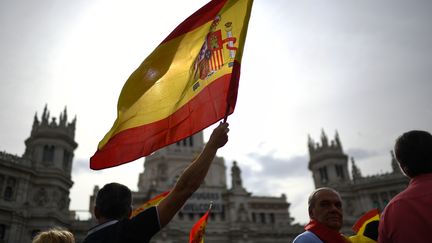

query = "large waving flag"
[349, 208, 380, 243]
[90, 0, 253, 170]
[130, 191, 170, 218]
[189, 208, 211, 243]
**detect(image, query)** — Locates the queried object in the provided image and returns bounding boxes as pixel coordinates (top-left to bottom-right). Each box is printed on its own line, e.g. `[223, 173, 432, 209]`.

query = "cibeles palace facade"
[0, 106, 408, 242]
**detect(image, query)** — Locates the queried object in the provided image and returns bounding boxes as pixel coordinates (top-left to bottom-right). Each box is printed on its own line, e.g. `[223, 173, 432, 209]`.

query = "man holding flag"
[84, 0, 252, 240]
[83, 122, 229, 243]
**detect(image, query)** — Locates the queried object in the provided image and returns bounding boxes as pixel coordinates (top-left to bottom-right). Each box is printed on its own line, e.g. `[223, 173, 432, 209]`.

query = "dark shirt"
[83, 206, 160, 243]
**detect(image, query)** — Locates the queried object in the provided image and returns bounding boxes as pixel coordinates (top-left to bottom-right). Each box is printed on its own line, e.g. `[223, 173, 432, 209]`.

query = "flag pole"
[223, 104, 230, 123]
[209, 201, 213, 212]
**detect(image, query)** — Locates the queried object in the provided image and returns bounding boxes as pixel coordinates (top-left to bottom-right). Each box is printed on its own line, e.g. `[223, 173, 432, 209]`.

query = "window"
[269, 213, 275, 224]
[63, 150, 71, 169]
[42, 145, 55, 163]
[335, 165, 345, 179]
[381, 192, 389, 206]
[319, 167, 328, 183]
[178, 212, 184, 220]
[189, 137, 194, 147]
[220, 209, 226, 221]
[260, 213, 266, 224]
[252, 212, 256, 223]
[0, 224, 5, 240]
[0, 175, 4, 198]
[4, 177, 16, 201]
[371, 194, 381, 210]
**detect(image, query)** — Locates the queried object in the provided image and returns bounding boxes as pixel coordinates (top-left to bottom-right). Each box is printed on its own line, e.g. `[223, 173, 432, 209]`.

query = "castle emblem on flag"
[192, 15, 238, 83]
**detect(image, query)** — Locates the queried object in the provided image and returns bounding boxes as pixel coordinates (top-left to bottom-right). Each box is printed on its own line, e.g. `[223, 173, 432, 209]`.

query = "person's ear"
[400, 164, 411, 177]
[308, 207, 314, 219]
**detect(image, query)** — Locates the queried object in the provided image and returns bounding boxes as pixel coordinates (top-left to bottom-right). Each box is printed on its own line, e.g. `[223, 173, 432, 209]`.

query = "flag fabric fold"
[189, 209, 211, 243]
[130, 191, 170, 218]
[90, 0, 253, 170]
[349, 208, 380, 243]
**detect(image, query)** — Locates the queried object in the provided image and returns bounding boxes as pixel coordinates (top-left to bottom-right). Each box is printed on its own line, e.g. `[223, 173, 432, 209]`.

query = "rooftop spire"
[351, 157, 362, 180]
[321, 129, 329, 147]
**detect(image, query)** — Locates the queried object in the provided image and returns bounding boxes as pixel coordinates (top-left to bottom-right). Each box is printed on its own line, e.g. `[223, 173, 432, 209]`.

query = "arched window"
[335, 165, 345, 179]
[319, 167, 328, 183]
[42, 145, 55, 163]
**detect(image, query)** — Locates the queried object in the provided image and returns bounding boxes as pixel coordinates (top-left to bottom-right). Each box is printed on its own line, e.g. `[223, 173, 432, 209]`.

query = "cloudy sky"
[1, 0, 431, 224]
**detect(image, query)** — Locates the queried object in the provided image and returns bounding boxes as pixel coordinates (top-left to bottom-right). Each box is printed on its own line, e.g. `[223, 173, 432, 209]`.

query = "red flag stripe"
[90, 63, 239, 170]
[162, 0, 228, 44]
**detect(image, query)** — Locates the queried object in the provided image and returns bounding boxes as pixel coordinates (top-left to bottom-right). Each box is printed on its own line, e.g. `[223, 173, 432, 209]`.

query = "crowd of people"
[32, 126, 432, 243]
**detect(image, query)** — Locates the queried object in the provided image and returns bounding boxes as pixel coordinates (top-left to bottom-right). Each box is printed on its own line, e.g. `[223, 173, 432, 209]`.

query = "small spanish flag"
[130, 191, 170, 218]
[349, 208, 380, 243]
[189, 207, 212, 243]
[90, 0, 253, 170]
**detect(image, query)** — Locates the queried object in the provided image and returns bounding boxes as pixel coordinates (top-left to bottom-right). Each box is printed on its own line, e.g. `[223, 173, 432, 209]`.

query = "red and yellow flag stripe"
[189, 210, 211, 243]
[91, 0, 253, 169]
[130, 191, 170, 218]
[349, 208, 380, 243]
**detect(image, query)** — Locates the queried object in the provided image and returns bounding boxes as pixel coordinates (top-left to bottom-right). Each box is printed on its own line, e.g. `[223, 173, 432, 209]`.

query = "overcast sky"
[1, 0, 432, 224]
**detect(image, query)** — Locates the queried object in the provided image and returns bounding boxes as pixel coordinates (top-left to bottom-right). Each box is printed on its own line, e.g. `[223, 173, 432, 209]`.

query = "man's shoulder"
[83, 207, 160, 243]
[83, 223, 118, 243]
[293, 231, 323, 243]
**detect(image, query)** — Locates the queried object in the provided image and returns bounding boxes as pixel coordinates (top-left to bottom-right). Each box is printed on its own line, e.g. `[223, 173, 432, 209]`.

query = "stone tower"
[308, 130, 349, 188]
[307, 130, 409, 234]
[22, 105, 77, 231]
[0, 105, 78, 243]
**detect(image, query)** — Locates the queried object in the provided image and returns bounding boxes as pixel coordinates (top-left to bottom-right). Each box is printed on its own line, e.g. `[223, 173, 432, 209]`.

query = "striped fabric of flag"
[90, 0, 253, 170]
[349, 208, 380, 243]
[130, 191, 170, 218]
[189, 210, 211, 243]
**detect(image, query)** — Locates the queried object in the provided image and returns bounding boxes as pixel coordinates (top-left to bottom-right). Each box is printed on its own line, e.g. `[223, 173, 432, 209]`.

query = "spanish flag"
[130, 191, 170, 218]
[189, 210, 211, 243]
[90, 0, 253, 170]
[349, 208, 380, 243]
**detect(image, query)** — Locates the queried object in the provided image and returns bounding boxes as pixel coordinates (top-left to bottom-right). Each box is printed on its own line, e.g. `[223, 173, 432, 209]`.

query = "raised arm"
[157, 122, 229, 227]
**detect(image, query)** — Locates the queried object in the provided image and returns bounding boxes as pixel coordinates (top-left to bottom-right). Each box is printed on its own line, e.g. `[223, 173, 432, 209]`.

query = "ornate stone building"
[87, 128, 303, 243]
[0, 106, 303, 243]
[0, 106, 77, 243]
[308, 130, 409, 233]
[0, 106, 411, 242]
